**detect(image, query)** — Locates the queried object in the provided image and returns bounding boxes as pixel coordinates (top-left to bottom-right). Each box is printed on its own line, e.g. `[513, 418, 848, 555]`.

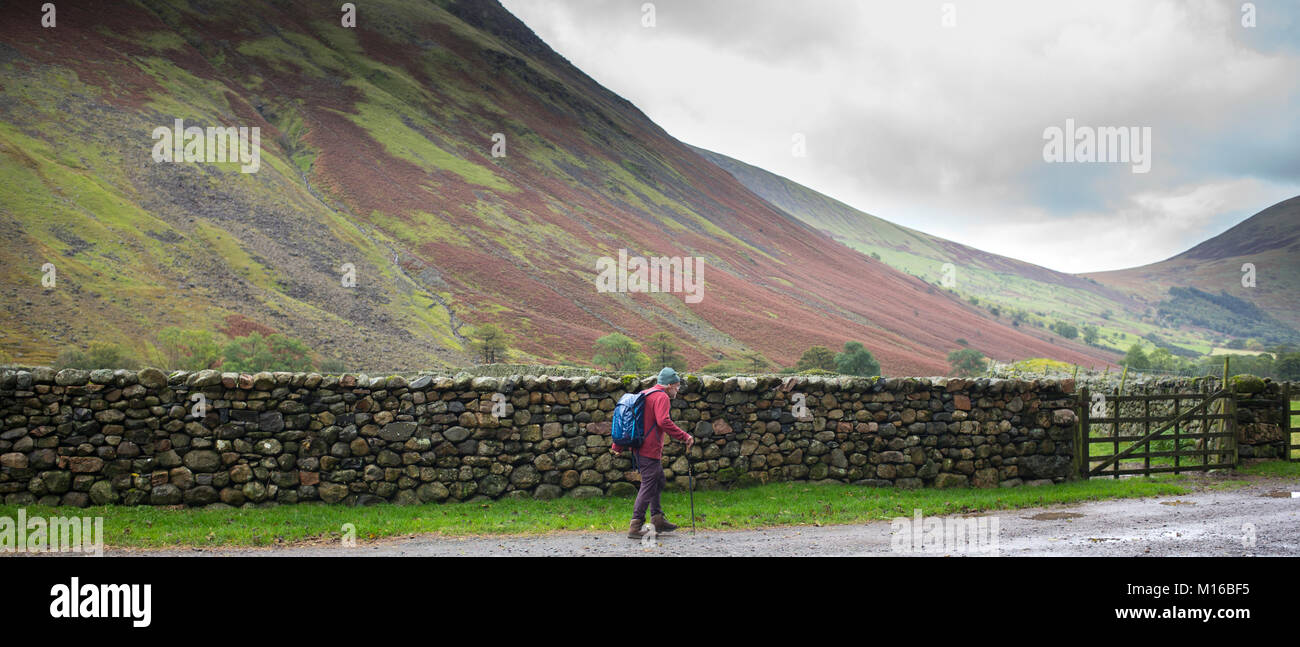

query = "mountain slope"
[696, 146, 1297, 354]
[0, 0, 1119, 374]
[1083, 196, 1300, 334]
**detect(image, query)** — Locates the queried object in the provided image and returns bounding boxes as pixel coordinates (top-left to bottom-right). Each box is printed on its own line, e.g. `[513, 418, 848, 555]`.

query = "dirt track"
[107, 473, 1300, 557]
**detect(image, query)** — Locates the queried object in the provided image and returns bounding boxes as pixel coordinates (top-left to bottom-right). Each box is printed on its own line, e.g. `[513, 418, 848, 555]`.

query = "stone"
[169, 467, 194, 489]
[510, 465, 541, 488]
[88, 480, 118, 505]
[137, 367, 167, 389]
[259, 412, 284, 433]
[478, 474, 507, 497]
[972, 468, 999, 488]
[380, 422, 417, 442]
[61, 492, 90, 508]
[255, 438, 282, 455]
[55, 369, 90, 386]
[219, 487, 245, 506]
[534, 484, 563, 500]
[933, 473, 968, 488]
[318, 482, 349, 503]
[568, 485, 603, 499]
[183, 450, 221, 472]
[242, 481, 268, 502]
[184, 486, 219, 506]
[64, 457, 100, 472]
[150, 484, 183, 505]
[1018, 455, 1071, 480]
[192, 370, 222, 387]
[417, 482, 449, 502]
[607, 482, 637, 497]
[229, 464, 253, 483]
[560, 470, 580, 488]
[43, 471, 72, 494]
[1, 452, 28, 469]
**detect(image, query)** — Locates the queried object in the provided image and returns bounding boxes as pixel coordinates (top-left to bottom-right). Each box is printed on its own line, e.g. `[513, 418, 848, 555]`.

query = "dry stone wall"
[0, 367, 1080, 507]
[1231, 377, 1291, 459]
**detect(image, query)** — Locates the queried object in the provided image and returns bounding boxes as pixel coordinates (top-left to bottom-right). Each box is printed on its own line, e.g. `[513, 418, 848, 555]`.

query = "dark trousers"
[631, 454, 666, 520]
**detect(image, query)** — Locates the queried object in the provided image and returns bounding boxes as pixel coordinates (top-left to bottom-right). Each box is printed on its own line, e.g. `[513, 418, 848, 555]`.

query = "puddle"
[1026, 512, 1084, 521]
[1159, 500, 1196, 506]
[1260, 491, 1293, 498]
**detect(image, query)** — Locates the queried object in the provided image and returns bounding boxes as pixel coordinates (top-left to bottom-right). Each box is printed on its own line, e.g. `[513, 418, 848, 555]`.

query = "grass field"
[0, 477, 1205, 548]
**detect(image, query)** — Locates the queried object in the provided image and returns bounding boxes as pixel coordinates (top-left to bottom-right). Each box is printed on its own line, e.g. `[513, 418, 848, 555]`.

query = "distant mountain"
[1084, 196, 1300, 334]
[696, 145, 1299, 354]
[0, 0, 1122, 374]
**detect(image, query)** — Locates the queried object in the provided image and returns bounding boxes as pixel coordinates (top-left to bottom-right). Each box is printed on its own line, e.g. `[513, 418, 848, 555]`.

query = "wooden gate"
[1285, 382, 1299, 462]
[1077, 383, 1236, 478]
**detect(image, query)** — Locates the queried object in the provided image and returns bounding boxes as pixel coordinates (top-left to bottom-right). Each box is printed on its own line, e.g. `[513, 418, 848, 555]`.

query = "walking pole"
[687, 456, 696, 536]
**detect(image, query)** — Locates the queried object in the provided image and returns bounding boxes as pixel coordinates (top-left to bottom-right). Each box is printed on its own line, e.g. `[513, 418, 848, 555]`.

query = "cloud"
[500, 0, 1300, 273]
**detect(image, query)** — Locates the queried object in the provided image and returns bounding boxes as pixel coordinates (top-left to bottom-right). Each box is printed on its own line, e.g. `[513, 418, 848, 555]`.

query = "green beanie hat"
[657, 367, 680, 385]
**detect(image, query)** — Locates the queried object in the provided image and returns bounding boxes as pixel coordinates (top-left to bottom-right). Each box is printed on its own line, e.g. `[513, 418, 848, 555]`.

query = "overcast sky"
[499, 0, 1300, 273]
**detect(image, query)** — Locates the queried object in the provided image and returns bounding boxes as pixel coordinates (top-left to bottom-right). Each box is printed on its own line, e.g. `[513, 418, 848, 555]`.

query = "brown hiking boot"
[652, 513, 678, 533]
[628, 519, 649, 539]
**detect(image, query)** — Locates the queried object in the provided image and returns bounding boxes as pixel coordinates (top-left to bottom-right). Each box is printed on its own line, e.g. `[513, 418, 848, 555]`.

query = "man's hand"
[612, 446, 622, 455]
[685, 435, 695, 449]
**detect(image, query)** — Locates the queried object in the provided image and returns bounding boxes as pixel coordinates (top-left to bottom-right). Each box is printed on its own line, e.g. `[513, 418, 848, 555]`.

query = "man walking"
[612, 367, 694, 539]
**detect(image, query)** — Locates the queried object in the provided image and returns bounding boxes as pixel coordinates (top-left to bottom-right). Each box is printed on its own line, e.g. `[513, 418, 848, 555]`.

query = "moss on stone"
[1230, 374, 1266, 394]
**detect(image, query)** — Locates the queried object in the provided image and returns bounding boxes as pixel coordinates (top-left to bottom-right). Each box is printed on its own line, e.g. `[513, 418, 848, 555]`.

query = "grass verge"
[0, 477, 1204, 549]
[1237, 460, 1300, 478]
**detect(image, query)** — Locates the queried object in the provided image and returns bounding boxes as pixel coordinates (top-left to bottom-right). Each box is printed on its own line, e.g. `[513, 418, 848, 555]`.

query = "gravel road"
[108, 473, 1300, 557]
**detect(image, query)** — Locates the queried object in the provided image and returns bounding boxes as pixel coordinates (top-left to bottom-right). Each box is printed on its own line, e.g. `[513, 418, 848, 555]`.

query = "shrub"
[222, 332, 315, 372]
[834, 341, 880, 376]
[795, 346, 836, 372]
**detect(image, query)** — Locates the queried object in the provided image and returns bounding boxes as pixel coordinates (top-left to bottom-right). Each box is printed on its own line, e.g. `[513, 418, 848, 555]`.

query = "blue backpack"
[611, 389, 661, 450]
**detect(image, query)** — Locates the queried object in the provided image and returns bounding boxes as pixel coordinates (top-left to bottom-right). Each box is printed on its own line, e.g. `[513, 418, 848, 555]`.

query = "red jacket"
[611, 384, 691, 461]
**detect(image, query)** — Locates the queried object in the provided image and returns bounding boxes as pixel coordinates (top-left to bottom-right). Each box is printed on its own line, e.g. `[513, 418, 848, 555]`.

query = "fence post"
[1282, 381, 1290, 462]
[1078, 387, 1089, 479]
[1229, 376, 1238, 467]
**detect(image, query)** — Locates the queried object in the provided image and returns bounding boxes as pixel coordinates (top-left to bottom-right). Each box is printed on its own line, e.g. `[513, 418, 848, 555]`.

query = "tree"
[1050, 320, 1078, 340]
[58, 342, 140, 369]
[1148, 348, 1175, 371]
[1276, 353, 1300, 381]
[742, 351, 770, 373]
[54, 348, 90, 370]
[157, 327, 222, 370]
[1082, 325, 1099, 346]
[592, 333, 650, 372]
[1123, 343, 1150, 370]
[469, 324, 510, 364]
[834, 341, 880, 376]
[646, 332, 687, 371]
[795, 345, 836, 372]
[222, 332, 315, 372]
[947, 348, 986, 377]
